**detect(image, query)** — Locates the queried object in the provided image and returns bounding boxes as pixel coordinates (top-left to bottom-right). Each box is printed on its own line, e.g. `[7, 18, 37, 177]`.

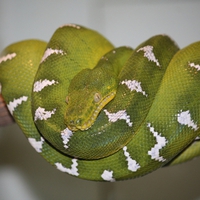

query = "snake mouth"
[67, 92, 116, 131]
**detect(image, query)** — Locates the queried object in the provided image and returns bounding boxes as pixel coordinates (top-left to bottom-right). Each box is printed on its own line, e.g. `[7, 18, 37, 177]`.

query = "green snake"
[0, 24, 200, 181]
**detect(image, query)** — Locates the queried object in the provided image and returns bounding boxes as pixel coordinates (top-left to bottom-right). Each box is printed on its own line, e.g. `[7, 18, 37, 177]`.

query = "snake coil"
[0, 24, 200, 181]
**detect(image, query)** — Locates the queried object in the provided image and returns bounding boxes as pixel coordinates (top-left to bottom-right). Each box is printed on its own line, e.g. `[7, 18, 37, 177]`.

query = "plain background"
[0, 0, 200, 200]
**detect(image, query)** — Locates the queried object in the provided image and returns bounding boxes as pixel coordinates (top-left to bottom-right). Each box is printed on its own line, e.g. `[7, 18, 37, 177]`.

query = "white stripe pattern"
[34, 107, 56, 121]
[101, 170, 115, 182]
[104, 109, 133, 127]
[55, 159, 79, 176]
[33, 79, 58, 92]
[28, 137, 44, 153]
[188, 62, 200, 71]
[0, 53, 16, 64]
[121, 79, 148, 96]
[61, 128, 74, 149]
[40, 48, 66, 63]
[177, 110, 199, 131]
[137, 45, 160, 67]
[123, 146, 140, 172]
[147, 123, 168, 162]
[7, 96, 28, 115]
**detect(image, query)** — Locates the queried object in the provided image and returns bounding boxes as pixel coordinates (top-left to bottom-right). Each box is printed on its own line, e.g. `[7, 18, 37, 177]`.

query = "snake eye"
[94, 93, 101, 103]
[66, 96, 70, 104]
[76, 119, 81, 125]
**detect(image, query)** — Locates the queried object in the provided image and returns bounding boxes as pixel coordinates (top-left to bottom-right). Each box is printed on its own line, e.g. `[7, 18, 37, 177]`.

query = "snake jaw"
[66, 91, 116, 131]
[79, 91, 116, 130]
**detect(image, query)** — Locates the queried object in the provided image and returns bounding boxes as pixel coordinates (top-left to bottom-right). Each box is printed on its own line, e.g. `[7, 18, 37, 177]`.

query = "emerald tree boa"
[0, 24, 200, 181]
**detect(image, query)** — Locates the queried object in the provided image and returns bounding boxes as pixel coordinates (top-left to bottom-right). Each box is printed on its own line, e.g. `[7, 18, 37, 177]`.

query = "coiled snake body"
[0, 24, 200, 181]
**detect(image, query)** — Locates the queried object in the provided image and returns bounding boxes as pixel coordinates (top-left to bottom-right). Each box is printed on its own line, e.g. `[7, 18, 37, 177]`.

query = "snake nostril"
[70, 120, 74, 125]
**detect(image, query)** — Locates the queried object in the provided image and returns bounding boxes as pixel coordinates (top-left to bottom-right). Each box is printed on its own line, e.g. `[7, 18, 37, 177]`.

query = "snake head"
[64, 67, 117, 131]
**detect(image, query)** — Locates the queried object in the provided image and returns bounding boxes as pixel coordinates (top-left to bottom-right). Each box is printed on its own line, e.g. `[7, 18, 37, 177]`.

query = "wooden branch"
[0, 94, 14, 126]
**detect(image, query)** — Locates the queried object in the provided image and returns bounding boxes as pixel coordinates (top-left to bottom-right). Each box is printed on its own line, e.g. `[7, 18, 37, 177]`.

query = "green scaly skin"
[0, 24, 200, 181]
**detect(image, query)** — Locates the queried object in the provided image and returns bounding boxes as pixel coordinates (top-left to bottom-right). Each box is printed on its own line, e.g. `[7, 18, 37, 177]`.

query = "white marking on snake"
[177, 110, 199, 131]
[61, 128, 73, 149]
[137, 45, 160, 67]
[55, 159, 79, 176]
[123, 146, 141, 172]
[104, 109, 133, 127]
[121, 79, 148, 97]
[147, 123, 168, 162]
[34, 107, 56, 121]
[40, 48, 66, 63]
[101, 170, 115, 182]
[33, 79, 58, 92]
[0, 53, 16, 64]
[60, 24, 81, 29]
[0, 83, 2, 93]
[188, 62, 200, 71]
[28, 137, 44, 153]
[7, 96, 28, 115]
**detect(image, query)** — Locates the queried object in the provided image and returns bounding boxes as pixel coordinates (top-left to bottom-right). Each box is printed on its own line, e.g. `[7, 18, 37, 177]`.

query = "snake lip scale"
[65, 91, 117, 131]
[0, 23, 200, 181]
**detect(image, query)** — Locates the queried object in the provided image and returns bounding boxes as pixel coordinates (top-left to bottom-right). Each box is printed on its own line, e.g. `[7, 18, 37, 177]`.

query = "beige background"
[1, 0, 200, 199]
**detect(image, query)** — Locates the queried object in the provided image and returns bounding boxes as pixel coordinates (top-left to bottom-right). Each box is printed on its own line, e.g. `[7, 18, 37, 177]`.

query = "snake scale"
[0, 24, 200, 181]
